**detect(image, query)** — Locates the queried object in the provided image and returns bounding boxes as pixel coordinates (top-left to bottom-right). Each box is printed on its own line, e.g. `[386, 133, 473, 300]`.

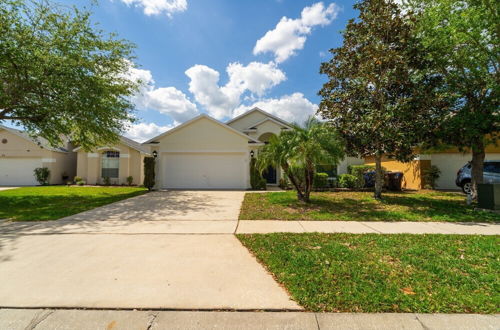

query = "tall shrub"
[33, 167, 50, 185]
[143, 157, 155, 191]
[250, 157, 266, 190]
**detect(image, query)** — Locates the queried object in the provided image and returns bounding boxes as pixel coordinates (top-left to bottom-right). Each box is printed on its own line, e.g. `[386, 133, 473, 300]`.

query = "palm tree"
[257, 117, 344, 203]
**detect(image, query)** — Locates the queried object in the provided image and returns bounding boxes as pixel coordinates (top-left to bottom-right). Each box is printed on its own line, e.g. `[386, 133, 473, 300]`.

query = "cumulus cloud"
[253, 2, 339, 63]
[117, 0, 187, 17]
[126, 65, 199, 123]
[185, 62, 286, 119]
[125, 122, 174, 142]
[233, 93, 318, 125]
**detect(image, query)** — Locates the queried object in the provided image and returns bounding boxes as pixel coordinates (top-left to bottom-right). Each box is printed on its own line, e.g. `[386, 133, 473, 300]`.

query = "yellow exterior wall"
[75, 143, 144, 185]
[364, 156, 428, 190]
[227, 111, 269, 131]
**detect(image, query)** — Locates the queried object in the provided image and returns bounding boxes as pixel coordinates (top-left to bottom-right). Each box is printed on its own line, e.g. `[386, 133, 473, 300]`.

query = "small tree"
[257, 118, 344, 202]
[318, 0, 446, 199]
[33, 167, 50, 185]
[249, 157, 266, 190]
[422, 165, 441, 190]
[143, 157, 155, 191]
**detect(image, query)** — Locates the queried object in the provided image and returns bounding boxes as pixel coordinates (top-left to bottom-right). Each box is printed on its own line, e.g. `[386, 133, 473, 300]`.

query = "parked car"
[456, 161, 500, 194]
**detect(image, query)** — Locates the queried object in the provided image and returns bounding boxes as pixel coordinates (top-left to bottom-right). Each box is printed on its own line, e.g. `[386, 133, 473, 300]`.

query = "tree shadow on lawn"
[269, 191, 500, 222]
[0, 190, 146, 221]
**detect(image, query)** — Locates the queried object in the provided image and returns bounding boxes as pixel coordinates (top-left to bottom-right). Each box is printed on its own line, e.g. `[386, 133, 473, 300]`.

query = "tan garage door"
[0, 158, 42, 186]
[162, 152, 247, 189]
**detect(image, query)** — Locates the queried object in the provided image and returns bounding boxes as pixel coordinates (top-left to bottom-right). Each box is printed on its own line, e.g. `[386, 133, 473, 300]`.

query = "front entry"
[262, 166, 277, 184]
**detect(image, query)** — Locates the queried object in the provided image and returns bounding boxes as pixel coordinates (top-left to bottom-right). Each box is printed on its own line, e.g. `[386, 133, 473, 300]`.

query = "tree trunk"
[303, 165, 314, 203]
[470, 138, 485, 200]
[374, 153, 383, 200]
[282, 164, 305, 201]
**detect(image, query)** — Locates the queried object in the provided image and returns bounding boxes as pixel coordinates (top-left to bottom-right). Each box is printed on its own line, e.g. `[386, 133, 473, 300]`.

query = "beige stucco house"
[0, 125, 76, 185]
[144, 108, 293, 189]
[74, 136, 150, 186]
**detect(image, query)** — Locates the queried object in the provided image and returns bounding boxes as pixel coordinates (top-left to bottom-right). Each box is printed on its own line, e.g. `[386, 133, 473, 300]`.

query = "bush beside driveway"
[0, 186, 147, 221]
[239, 191, 500, 222]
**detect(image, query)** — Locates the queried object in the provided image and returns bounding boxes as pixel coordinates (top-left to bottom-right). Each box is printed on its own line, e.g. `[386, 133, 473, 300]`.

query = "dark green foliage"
[0, 0, 138, 150]
[348, 165, 376, 188]
[73, 176, 83, 184]
[143, 157, 155, 191]
[313, 172, 329, 190]
[33, 167, 50, 185]
[338, 174, 358, 189]
[250, 157, 266, 190]
[318, 0, 446, 199]
[423, 165, 441, 189]
[126, 176, 133, 186]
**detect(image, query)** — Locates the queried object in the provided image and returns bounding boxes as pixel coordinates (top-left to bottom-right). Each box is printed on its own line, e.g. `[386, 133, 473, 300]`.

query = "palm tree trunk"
[374, 153, 383, 200]
[471, 138, 485, 200]
[282, 164, 305, 201]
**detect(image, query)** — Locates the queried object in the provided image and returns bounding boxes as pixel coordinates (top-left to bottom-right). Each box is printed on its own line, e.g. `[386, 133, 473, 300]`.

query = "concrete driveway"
[60, 190, 245, 222]
[0, 190, 301, 310]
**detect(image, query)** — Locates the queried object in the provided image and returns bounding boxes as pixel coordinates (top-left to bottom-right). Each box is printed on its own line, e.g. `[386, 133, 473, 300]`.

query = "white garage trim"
[161, 152, 248, 189]
[41, 158, 56, 163]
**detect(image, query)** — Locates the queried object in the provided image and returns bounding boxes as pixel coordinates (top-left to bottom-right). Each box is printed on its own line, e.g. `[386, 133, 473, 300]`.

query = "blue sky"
[65, 0, 357, 141]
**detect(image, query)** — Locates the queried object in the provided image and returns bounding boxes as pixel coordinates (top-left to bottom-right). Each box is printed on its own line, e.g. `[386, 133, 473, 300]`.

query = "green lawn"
[238, 233, 499, 313]
[0, 186, 148, 221]
[239, 190, 500, 222]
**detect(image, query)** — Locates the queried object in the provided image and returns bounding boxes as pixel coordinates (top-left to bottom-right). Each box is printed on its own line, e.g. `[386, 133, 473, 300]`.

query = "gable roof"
[226, 107, 292, 127]
[143, 114, 263, 144]
[73, 136, 150, 154]
[245, 117, 292, 130]
[0, 125, 69, 153]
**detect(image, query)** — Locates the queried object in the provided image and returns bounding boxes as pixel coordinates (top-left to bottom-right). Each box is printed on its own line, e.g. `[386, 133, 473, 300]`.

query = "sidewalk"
[1, 309, 498, 330]
[236, 220, 500, 235]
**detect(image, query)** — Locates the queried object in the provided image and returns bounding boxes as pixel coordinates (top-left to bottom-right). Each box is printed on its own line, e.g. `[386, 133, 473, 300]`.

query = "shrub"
[77, 180, 85, 186]
[74, 176, 83, 183]
[338, 174, 358, 188]
[423, 165, 441, 189]
[143, 157, 155, 190]
[279, 177, 289, 190]
[313, 172, 329, 190]
[250, 157, 266, 190]
[103, 176, 111, 186]
[126, 176, 133, 186]
[33, 167, 50, 185]
[347, 165, 375, 188]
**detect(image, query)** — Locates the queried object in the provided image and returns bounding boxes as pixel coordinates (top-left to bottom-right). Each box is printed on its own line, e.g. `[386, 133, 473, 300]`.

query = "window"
[484, 162, 500, 174]
[102, 151, 119, 178]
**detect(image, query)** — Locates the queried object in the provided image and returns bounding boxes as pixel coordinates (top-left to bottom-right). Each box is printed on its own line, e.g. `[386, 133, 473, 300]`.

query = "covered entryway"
[162, 152, 247, 189]
[0, 158, 42, 185]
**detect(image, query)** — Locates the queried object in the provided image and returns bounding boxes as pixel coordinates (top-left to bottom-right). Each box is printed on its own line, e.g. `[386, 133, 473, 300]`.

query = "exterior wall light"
[152, 150, 158, 158]
[250, 150, 255, 158]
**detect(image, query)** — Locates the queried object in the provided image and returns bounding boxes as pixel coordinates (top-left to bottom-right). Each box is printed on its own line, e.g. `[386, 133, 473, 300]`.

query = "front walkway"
[1, 309, 498, 330]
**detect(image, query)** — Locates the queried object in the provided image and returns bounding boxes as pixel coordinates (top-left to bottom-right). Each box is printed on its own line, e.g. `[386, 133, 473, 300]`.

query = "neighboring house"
[0, 125, 76, 185]
[364, 144, 500, 190]
[74, 136, 150, 186]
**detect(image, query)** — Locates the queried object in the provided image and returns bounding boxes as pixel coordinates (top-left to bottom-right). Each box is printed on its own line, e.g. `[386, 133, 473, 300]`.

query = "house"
[73, 136, 150, 186]
[143, 108, 283, 190]
[0, 125, 76, 185]
[364, 144, 500, 190]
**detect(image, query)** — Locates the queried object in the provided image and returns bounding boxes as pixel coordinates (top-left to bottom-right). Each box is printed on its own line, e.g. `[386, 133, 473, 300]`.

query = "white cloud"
[126, 65, 199, 123]
[185, 62, 286, 119]
[233, 93, 318, 124]
[125, 122, 174, 142]
[253, 2, 339, 63]
[146, 87, 198, 123]
[117, 0, 187, 17]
